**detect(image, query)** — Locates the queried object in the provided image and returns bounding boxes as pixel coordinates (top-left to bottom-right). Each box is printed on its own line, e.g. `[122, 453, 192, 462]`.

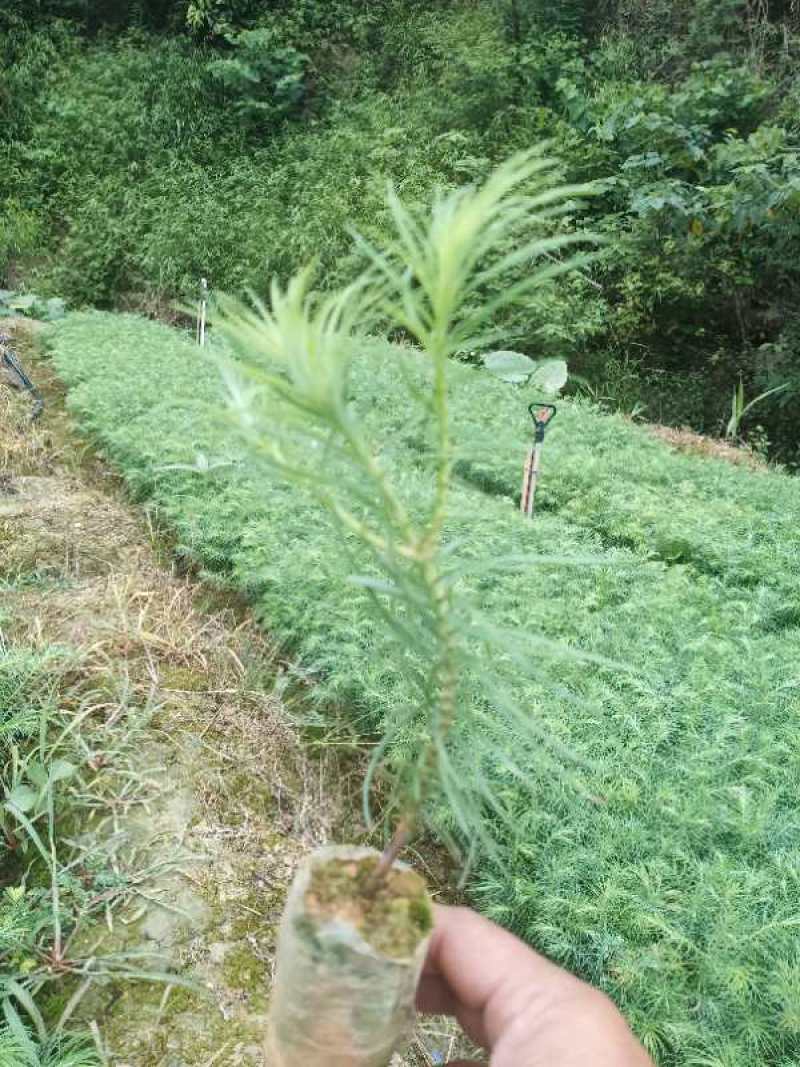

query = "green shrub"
[204, 28, 309, 127]
[549, 51, 800, 460]
[186, 0, 261, 38]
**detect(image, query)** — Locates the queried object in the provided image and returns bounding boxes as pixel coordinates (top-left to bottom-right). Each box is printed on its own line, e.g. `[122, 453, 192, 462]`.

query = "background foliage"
[1, 0, 799, 460]
[46, 309, 800, 1066]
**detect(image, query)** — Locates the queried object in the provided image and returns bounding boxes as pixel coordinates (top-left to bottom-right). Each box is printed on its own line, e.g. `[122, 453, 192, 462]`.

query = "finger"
[415, 975, 486, 1049]
[421, 907, 653, 1067]
[423, 906, 564, 997]
[421, 906, 579, 1047]
[416, 974, 459, 1015]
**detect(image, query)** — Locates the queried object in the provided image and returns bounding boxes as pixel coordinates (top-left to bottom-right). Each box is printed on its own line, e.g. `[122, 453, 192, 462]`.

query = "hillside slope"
[46, 311, 800, 1066]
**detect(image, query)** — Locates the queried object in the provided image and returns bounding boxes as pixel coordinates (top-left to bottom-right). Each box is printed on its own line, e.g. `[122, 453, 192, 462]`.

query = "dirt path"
[2, 320, 349, 1065]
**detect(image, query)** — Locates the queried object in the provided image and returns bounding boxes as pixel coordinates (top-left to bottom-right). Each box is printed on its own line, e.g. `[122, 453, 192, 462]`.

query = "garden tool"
[520, 401, 556, 518]
[0, 333, 44, 419]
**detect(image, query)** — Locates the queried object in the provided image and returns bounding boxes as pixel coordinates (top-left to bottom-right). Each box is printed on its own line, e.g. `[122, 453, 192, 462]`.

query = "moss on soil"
[305, 856, 433, 960]
[160, 664, 211, 691]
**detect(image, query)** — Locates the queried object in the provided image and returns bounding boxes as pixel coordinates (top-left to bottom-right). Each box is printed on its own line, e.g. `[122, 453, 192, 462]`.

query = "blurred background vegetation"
[2, 0, 799, 464]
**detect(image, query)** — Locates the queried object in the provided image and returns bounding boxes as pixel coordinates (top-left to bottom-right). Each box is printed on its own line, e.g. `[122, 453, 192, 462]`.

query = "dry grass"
[0, 473, 144, 579]
[646, 423, 768, 469]
[0, 388, 47, 474]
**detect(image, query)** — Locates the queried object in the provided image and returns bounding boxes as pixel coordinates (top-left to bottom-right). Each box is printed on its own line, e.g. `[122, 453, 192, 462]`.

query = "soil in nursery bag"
[268, 845, 433, 1067]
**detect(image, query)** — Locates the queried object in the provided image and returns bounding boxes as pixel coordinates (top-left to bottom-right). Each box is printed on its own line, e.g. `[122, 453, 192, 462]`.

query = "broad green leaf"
[44, 297, 66, 321]
[482, 350, 535, 383]
[25, 762, 48, 788]
[530, 358, 568, 395]
[6, 295, 37, 312]
[482, 353, 568, 392]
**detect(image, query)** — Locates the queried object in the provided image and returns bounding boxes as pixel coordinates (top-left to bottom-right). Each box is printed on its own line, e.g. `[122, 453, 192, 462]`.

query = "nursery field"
[44, 311, 800, 1066]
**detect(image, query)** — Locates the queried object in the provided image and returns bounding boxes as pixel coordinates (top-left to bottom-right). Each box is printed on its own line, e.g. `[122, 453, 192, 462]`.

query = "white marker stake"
[198, 277, 208, 347]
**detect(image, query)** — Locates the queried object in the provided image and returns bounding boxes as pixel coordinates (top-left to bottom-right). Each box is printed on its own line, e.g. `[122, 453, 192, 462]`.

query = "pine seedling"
[216, 147, 595, 875]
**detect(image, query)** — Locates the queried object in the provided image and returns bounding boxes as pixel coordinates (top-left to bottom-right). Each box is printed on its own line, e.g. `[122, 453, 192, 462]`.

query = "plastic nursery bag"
[266, 844, 433, 1067]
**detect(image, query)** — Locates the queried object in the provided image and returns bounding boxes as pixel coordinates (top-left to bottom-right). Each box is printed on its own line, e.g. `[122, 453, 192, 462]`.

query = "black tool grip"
[529, 402, 557, 442]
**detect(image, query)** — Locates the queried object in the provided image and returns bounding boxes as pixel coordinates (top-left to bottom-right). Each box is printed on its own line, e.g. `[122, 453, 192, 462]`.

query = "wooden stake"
[528, 441, 542, 517]
[526, 441, 546, 516]
[520, 446, 533, 514]
[521, 441, 543, 518]
[522, 401, 557, 519]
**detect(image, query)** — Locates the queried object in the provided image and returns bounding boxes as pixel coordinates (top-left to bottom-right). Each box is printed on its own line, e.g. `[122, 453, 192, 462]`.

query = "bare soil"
[306, 856, 432, 959]
[645, 423, 768, 470]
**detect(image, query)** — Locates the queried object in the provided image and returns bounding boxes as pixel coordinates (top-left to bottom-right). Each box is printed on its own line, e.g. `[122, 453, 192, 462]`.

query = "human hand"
[416, 905, 653, 1067]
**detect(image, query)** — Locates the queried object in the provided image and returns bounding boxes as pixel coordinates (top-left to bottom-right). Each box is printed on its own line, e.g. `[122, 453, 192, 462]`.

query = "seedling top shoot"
[216, 148, 595, 1066]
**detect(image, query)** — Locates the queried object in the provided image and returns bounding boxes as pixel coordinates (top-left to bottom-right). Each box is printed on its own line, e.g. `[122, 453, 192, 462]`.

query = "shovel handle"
[529, 402, 557, 443]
